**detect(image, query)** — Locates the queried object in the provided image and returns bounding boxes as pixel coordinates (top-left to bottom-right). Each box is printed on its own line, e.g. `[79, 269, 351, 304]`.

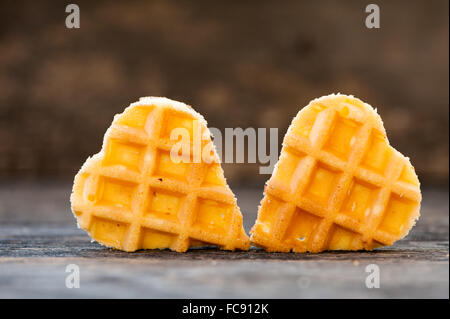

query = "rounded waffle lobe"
[250, 94, 422, 253]
[71, 97, 250, 252]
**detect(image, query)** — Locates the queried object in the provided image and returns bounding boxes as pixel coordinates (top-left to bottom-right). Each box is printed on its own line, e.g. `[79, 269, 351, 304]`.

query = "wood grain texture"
[0, 181, 448, 298]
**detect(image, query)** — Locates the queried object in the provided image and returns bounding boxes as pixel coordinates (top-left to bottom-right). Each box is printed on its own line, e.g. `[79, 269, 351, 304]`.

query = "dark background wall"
[0, 0, 448, 186]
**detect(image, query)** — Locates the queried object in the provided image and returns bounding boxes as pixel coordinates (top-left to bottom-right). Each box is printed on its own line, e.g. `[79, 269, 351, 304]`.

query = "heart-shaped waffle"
[251, 94, 421, 252]
[71, 97, 250, 252]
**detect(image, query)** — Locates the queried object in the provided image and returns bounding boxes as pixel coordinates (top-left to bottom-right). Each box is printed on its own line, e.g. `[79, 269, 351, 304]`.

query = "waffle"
[250, 94, 421, 252]
[71, 97, 250, 252]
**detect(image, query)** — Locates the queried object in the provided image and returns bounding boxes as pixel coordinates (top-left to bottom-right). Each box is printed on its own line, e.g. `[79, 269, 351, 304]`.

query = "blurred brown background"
[0, 0, 448, 186]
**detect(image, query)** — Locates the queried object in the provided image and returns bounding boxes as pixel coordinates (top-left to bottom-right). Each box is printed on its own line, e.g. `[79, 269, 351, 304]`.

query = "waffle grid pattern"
[251, 96, 421, 252]
[71, 99, 249, 252]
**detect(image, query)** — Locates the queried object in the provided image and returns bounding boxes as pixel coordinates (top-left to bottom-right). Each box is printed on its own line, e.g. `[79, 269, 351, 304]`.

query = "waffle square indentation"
[361, 130, 391, 176]
[154, 150, 189, 181]
[378, 193, 416, 236]
[304, 162, 342, 207]
[103, 139, 146, 172]
[117, 106, 153, 129]
[97, 177, 137, 211]
[140, 228, 177, 250]
[327, 225, 363, 250]
[146, 189, 185, 223]
[193, 199, 232, 235]
[283, 208, 322, 249]
[162, 112, 195, 140]
[91, 217, 129, 249]
[271, 149, 307, 193]
[340, 178, 380, 223]
[324, 115, 361, 160]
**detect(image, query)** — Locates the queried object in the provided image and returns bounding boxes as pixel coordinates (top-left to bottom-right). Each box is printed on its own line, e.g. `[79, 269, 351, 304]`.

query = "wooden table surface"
[0, 180, 448, 298]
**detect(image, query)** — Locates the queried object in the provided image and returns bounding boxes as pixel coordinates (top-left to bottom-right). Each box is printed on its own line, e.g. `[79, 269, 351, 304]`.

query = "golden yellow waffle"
[71, 97, 250, 252]
[250, 94, 421, 252]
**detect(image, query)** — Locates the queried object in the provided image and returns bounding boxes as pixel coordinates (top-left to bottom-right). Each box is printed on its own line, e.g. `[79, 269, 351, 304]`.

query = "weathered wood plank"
[0, 182, 448, 298]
